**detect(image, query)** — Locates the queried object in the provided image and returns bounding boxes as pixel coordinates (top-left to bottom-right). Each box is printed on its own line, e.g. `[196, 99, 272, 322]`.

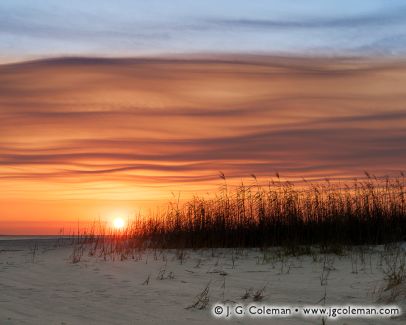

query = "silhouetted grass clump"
[126, 173, 406, 249]
[73, 173, 406, 259]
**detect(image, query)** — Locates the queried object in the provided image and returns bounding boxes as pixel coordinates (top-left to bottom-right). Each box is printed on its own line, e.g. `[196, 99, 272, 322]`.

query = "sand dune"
[0, 238, 404, 324]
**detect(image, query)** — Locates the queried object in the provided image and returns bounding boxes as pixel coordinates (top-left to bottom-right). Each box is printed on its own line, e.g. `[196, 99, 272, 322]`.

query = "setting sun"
[113, 217, 125, 230]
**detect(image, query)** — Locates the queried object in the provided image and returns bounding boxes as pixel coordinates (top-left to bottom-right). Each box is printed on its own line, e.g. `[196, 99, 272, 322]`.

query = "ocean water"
[0, 236, 74, 250]
[0, 235, 64, 241]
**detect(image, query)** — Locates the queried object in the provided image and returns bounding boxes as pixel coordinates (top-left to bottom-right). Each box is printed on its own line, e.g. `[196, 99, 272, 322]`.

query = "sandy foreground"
[0, 239, 405, 325]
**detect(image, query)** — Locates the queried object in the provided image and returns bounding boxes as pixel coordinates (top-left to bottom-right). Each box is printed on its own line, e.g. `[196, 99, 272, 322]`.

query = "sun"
[113, 217, 125, 230]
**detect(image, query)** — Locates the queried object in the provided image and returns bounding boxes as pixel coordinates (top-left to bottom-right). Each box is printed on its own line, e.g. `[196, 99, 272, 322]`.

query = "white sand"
[0, 239, 405, 325]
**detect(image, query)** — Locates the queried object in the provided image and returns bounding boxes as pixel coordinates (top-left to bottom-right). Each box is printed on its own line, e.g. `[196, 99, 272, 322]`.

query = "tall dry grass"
[129, 173, 405, 249]
[72, 173, 406, 258]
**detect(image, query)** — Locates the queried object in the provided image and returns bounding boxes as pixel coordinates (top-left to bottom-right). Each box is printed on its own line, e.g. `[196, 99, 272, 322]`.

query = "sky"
[0, 1, 405, 234]
[1, 0, 406, 62]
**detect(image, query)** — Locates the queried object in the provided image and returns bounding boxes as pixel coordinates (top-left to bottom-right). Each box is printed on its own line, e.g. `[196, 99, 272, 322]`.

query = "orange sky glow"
[1, 56, 405, 234]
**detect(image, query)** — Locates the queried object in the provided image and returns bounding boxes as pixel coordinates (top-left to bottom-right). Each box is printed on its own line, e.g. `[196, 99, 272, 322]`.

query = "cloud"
[206, 6, 406, 30]
[0, 56, 405, 191]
